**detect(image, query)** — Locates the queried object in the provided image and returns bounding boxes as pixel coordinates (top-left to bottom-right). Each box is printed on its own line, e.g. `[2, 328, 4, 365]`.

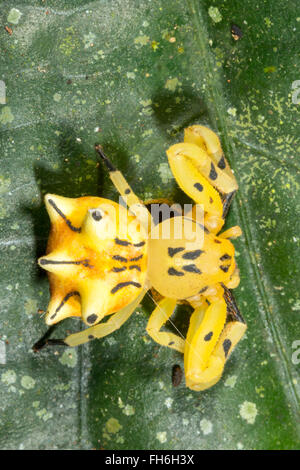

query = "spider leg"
[167, 126, 239, 234]
[166, 143, 223, 233]
[184, 298, 227, 390]
[185, 306, 222, 390]
[184, 289, 246, 391]
[32, 325, 67, 351]
[146, 297, 185, 353]
[219, 226, 242, 239]
[221, 191, 236, 218]
[63, 287, 148, 346]
[184, 125, 238, 193]
[223, 285, 246, 324]
[95, 145, 151, 230]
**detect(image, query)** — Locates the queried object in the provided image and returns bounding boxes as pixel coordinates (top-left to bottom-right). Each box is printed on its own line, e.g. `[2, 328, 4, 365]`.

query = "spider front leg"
[184, 289, 247, 391]
[95, 145, 151, 231]
[184, 125, 238, 193]
[166, 126, 238, 234]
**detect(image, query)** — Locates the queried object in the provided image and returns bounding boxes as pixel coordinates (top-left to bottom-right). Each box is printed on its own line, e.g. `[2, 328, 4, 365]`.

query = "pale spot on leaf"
[156, 431, 167, 443]
[224, 375, 237, 388]
[165, 77, 181, 92]
[1, 369, 16, 385]
[239, 401, 258, 424]
[105, 417, 123, 434]
[123, 404, 135, 416]
[208, 6, 222, 23]
[59, 348, 78, 368]
[21, 375, 36, 390]
[134, 35, 149, 46]
[0, 106, 14, 124]
[200, 418, 213, 435]
[7, 8, 22, 24]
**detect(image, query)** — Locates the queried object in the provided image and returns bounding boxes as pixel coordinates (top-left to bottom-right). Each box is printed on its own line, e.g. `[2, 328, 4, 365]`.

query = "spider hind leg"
[184, 288, 247, 391]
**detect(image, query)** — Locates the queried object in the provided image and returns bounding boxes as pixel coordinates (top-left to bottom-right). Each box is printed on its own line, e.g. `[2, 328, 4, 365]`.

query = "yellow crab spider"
[35, 125, 247, 391]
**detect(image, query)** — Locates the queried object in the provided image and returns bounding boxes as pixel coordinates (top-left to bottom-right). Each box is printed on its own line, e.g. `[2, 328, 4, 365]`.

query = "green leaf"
[0, 0, 299, 450]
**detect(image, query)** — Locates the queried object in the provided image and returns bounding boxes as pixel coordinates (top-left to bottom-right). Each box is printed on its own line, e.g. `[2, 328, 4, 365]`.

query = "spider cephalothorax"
[36, 126, 246, 391]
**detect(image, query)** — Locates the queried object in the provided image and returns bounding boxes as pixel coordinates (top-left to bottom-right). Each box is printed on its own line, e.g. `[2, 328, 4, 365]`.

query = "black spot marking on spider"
[168, 341, 175, 346]
[217, 155, 226, 169]
[209, 162, 218, 180]
[115, 237, 131, 246]
[182, 249, 204, 260]
[199, 286, 208, 294]
[214, 239, 222, 244]
[129, 265, 141, 271]
[111, 281, 142, 294]
[220, 254, 231, 261]
[82, 260, 93, 268]
[130, 254, 143, 262]
[87, 314, 98, 324]
[168, 267, 184, 276]
[48, 198, 81, 233]
[112, 255, 127, 262]
[194, 182, 203, 192]
[168, 247, 185, 257]
[204, 331, 213, 341]
[50, 291, 80, 320]
[172, 364, 183, 387]
[124, 188, 131, 194]
[40, 259, 93, 268]
[209, 197, 213, 203]
[182, 250, 204, 259]
[182, 264, 201, 274]
[134, 241, 146, 247]
[91, 210, 102, 221]
[220, 265, 230, 273]
[223, 338, 232, 357]
[111, 266, 126, 272]
[88, 335, 95, 340]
